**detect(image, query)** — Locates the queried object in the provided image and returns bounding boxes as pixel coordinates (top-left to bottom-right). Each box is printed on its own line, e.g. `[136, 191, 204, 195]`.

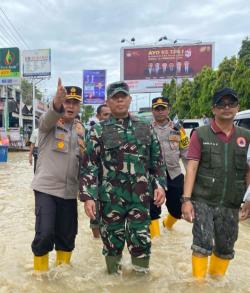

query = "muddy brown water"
[0, 152, 249, 293]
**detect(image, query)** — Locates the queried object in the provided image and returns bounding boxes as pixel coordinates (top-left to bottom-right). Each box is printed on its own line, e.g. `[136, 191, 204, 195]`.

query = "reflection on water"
[0, 152, 250, 293]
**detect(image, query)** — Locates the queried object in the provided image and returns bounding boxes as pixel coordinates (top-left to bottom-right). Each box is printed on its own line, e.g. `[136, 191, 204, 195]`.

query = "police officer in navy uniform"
[31, 79, 84, 272]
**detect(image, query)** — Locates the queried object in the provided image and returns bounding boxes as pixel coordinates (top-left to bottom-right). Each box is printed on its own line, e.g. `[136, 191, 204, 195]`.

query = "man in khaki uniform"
[31, 79, 84, 272]
[149, 97, 189, 238]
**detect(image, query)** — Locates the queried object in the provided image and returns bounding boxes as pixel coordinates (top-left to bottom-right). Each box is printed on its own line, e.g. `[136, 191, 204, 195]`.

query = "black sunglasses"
[215, 101, 239, 109]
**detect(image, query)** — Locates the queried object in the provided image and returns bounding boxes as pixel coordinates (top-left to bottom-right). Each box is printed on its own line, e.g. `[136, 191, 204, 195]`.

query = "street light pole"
[3, 85, 8, 131]
[32, 78, 43, 130]
[121, 37, 136, 45]
[32, 79, 36, 131]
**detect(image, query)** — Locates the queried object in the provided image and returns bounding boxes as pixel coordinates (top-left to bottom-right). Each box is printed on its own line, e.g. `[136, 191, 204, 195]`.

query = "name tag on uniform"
[169, 134, 180, 142]
[57, 133, 65, 140]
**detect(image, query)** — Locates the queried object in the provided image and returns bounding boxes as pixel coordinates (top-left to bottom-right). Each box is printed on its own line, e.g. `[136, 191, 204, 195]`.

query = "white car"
[182, 119, 205, 138]
[234, 110, 250, 130]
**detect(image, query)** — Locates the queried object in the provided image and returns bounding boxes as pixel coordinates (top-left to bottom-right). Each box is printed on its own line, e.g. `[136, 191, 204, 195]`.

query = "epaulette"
[235, 125, 250, 137]
[56, 125, 67, 132]
[130, 115, 140, 122]
[102, 117, 116, 126]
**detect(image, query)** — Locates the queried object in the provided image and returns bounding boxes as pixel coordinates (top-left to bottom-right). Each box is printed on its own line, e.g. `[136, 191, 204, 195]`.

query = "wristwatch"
[180, 196, 191, 204]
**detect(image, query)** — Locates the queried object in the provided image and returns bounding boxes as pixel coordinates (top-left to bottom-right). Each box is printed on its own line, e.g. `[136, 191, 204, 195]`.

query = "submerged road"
[0, 152, 250, 293]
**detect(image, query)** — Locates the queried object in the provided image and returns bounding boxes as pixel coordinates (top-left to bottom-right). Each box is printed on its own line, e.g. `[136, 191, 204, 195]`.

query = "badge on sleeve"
[237, 137, 246, 148]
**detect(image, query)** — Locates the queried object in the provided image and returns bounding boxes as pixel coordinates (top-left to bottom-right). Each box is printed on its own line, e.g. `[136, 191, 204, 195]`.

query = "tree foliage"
[21, 79, 42, 105]
[162, 37, 250, 118]
[81, 105, 95, 123]
[238, 37, 250, 62]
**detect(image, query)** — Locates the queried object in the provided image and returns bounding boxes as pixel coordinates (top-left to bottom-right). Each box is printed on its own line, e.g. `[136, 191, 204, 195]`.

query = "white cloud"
[0, 0, 249, 101]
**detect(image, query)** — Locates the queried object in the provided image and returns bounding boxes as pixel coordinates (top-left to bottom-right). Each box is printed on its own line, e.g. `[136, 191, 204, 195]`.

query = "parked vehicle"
[182, 119, 205, 138]
[136, 111, 153, 122]
[234, 110, 250, 130]
[136, 108, 153, 122]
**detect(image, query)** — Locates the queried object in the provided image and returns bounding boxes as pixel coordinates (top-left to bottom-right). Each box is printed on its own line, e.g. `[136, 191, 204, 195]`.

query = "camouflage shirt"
[79, 115, 166, 204]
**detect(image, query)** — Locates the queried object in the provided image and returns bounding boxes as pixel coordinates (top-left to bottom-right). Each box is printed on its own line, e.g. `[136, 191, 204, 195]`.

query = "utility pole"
[3, 85, 9, 131]
[32, 79, 36, 130]
[19, 90, 23, 131]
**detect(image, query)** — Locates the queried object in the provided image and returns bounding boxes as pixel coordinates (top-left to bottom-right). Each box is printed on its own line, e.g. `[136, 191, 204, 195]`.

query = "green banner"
[0, 47, 20, 85]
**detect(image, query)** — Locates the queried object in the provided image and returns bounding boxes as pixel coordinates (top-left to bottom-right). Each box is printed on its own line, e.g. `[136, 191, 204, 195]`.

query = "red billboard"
[120, 43, 214, 93]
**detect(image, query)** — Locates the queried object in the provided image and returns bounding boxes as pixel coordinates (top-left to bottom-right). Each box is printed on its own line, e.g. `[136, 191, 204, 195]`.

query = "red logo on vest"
[236, 136, 246, 148]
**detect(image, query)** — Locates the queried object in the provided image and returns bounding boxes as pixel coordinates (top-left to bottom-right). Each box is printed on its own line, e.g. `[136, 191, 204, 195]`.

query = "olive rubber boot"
[105, 255, 122, 274]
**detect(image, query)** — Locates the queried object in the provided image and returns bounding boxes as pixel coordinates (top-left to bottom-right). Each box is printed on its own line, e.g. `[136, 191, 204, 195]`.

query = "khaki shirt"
[32, 103, 80, 199]
[29, 128, 39, 147]
[152, 121, 188, 180]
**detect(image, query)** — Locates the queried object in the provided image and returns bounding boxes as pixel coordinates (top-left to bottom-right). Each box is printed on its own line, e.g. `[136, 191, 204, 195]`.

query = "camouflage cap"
[107, 81, 130, 98]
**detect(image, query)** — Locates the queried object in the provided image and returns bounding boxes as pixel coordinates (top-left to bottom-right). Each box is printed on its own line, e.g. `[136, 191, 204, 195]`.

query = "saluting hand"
[53, 78, 67, 111]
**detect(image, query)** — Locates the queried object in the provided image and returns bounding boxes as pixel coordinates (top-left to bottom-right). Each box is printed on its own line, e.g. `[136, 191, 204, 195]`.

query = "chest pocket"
[234, 148, 247, 170]
[52, 127, 70, 153]
[133, 122, 151, 145]
[169, 130, 180, 150]
[210, 146, 222, 168]
[101, 124, 122, 169]
[102, 124, 121, 149]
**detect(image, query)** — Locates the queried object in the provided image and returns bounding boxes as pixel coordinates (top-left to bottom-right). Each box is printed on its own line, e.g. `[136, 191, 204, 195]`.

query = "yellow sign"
[0, 69, 11, 76]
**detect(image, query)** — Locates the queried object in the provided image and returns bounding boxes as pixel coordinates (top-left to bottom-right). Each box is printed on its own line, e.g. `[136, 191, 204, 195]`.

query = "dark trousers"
[150, 198, 161, 220]
[33, 155, 37, 173]
[165, 173, 184, 219]
[150, 172, 184, 220]
[192, 201, 239, 259]
[32, 147, 38, 173]
[31, 191, 78, 256]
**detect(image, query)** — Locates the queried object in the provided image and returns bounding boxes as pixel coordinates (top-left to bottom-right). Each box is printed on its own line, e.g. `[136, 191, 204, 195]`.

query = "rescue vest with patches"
[192, 125, 250, 208]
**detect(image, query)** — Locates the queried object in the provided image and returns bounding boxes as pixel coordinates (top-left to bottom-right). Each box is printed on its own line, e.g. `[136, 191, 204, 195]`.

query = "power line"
[0, 31, 11, 47]
[0, 17, 20, 46]
[0, 6, 30, 49]
[0, 28, 12, 46]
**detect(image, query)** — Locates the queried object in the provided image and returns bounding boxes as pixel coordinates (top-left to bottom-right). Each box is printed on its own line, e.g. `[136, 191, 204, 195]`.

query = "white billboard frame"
[22, 49, 51, 78]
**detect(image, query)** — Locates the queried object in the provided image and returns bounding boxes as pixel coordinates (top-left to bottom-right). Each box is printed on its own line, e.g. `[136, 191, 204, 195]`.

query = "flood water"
[0, 152, 250, 293]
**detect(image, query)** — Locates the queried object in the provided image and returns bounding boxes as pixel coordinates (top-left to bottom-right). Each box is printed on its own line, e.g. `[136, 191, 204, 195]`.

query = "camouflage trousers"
[192, 201, 239, 259]
[99, 201, 151, 258]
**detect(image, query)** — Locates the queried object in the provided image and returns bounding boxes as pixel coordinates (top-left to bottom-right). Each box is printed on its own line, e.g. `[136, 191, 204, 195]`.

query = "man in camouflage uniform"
[79, 81, 166, 274]
[89, 104, 111, 238]
[182, 88, 250, 279]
